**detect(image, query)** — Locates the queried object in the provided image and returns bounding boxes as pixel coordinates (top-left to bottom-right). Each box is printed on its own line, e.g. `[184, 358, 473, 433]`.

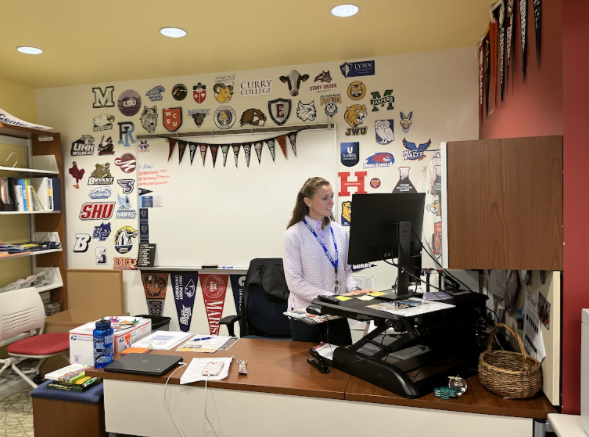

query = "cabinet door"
[446, 136, 562, 270]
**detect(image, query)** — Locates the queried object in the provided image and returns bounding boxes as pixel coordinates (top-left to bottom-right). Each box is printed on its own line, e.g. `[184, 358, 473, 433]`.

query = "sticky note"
[335, 296, 352, 301]
[369, 292, 387, 297]
[356, 295, 375, 301]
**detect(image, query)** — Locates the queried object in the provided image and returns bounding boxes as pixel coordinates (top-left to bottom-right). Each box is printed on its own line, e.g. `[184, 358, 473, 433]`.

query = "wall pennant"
[171, 272, 199, 332]
[519, 0, 528, 81]
[288, 132, 298, 157]
[478, 41, 484, 122]
[199, 144, 208, 166]
[232, 144, 241, 168]
[210, 145, 219, 168]
[492, 0, 506, 105]
[229, 274, 246, 316]
[533, 0, 541, 68]
[483, 29, 491, 116]
[276, 136, 288, 159]
[141, 272, 169, 316]
[489, 16, 498, 113]
[200, 274, 229, 335]
[167, 138, 177, 162]
[163, 107, 182, 132]
[221, 145, 230, 167]
[506, 0, 515, 89]
[242, 142, 252, 168]
[254, 141, 263, 164]
[266, 138, 276, 162]
[189, 143, 197, 165]
[178, 141, 187, 164]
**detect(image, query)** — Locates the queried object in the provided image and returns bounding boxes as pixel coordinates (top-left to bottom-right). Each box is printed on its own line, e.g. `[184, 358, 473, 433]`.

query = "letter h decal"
[339, 171, 368, 196]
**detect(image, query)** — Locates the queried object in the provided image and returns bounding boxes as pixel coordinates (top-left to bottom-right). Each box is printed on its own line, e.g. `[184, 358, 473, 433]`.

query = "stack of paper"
[131, 331, 192, 350]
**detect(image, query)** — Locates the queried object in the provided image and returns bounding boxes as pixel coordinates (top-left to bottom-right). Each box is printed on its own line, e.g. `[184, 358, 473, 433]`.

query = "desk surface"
[87, 338, 558, 419]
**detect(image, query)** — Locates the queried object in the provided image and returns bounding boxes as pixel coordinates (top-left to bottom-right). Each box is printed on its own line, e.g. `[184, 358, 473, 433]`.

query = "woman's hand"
[341, 289, 375, 297]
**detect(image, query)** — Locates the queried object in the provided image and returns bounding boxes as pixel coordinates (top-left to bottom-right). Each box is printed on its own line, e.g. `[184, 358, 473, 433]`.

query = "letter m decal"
[92, 86, 115, 108]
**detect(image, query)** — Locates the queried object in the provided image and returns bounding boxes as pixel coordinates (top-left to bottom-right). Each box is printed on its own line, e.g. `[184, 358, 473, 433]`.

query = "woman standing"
[283, 177, 372, 344]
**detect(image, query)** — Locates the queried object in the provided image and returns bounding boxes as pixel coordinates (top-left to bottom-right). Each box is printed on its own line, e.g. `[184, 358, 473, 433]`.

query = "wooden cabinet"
[441, 136, 563, 270]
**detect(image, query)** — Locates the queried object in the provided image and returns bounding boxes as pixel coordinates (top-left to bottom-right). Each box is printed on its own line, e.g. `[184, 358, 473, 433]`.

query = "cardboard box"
[70, 317, 152, 366]
[44, 269, 126, 334]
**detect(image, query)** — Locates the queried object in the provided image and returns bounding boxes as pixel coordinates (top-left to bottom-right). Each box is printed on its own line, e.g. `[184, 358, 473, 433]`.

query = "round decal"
[202, 275, 226, 299]
[347, 81, 366, 101]
[114, 153, 137, 173]
[370, 178, 381, 189]
[113, 225, 138, 254]
[172, 84, 188, 101]
[117, 90, 141, 117]
[213, 106, 236, 129]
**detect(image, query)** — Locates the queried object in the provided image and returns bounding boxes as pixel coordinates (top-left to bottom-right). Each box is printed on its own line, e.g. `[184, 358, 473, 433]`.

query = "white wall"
[36, 47, 478, 333]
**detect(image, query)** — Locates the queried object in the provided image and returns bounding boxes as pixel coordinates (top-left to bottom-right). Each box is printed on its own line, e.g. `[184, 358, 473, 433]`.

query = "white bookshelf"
[0, 210, 61, 215]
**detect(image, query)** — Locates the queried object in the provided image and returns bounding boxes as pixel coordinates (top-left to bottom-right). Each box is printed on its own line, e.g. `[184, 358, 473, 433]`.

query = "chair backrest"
[0, 288, 46, 345]
[245, 283, 291, 337]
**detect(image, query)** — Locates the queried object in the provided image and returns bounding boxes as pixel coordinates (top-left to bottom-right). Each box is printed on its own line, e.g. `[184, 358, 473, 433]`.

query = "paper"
[353, 275, 375, 290]
[176, 335, 232, 353]
[313, 343, 339, 361]
[132, 331, 192, 350]
[180, 356, 234, 385]
[356, 295, 375, 301]
[367, 298, 455, 317]
[368, 292, 387, 297]
[335, 296, 352, 301]
[217, 337, 239, 351]
[423, 292, 453, 301]
[523, 291, 546, 362]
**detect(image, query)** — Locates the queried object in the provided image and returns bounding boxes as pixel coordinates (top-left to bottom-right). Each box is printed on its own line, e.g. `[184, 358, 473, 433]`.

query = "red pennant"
[178, 141, 187, 164]
[489, 19, 498, 112]
[276, 135, 288, 159]
[199, 274, 228, 335]
[479, 42, 484, 122]
[199, 144, 208, 166]
[506, 0, 514, 90]
[167, 139, 177, 162]
[210, 145, 219, 168]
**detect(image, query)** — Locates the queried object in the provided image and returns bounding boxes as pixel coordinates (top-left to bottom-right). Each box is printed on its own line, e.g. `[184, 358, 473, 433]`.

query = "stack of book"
[44, 364, 101, 392]
[0, 177, 62, 212]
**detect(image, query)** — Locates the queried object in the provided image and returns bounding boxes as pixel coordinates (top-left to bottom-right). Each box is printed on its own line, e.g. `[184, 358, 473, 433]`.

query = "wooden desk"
[88, 339, 556, 437]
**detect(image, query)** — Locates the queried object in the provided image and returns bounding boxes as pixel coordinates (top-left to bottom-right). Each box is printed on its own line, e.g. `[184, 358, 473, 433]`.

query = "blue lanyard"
[303, 219, 338, 272]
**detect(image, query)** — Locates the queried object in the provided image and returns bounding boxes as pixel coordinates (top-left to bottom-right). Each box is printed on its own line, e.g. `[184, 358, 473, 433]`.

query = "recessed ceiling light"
[331, 4, 359, 17]
[160, 27, 187, 38]
[16, 46, 43, 55]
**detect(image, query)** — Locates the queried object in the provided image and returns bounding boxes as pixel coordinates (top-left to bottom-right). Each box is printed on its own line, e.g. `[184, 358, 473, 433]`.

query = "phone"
[202, 361, 224, 377]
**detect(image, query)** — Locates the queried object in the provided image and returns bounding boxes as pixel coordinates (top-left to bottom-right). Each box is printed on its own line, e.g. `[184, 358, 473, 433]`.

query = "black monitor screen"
[348, 193, 425, 265]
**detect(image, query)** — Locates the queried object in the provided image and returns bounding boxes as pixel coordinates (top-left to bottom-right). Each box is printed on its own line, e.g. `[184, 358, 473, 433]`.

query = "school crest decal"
[268, 98, 291, 126]
[163, 107, 182, 132]
[114, 153, 137, 173]
[193, 83, 206, 103]
[93, 114, 115, 132]
[214, 75, 235, 103]
[97, 136, 115, 156]
[93, 222, 112, 241]
[172, 84, 187, 101]
[188, 109, 210, 128]
[375, 120, 395, 144]
[347, 81, 366, 101]
[296, 101, 317, 122]
[340, 142, 359, 167]
[71, 135, 95, 156]
[213, 106, 236, 129]
[114, 225, 138, 254]
[140, 105, 158, 133]
[402, 138, 431, 161]
[344, 104, 368, 136]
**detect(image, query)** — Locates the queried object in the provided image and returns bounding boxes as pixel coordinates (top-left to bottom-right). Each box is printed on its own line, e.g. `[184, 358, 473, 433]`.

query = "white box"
[69, 316, 152, 366]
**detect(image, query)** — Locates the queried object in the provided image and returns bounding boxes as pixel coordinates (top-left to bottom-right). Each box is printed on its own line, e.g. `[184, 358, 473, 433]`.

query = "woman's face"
[305, 185, 334, 220]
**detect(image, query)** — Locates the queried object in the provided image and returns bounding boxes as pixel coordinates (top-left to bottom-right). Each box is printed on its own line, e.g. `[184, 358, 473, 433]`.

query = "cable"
[163, 363, 188, 437]
[204, 375, 218, 437]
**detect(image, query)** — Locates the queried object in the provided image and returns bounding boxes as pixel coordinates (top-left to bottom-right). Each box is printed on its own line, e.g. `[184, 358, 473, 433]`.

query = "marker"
[193, 337, 212, 341]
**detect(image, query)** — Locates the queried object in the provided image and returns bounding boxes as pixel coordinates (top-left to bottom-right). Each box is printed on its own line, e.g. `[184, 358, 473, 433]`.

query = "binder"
[13, 179, 24, 211]
[0, 177, 16, 211]
[31, 178, 49, 211]
[49, 178, 62, 211]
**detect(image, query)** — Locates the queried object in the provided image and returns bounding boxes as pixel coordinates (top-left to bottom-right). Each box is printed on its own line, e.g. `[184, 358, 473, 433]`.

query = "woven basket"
[478, 323, 542, 399]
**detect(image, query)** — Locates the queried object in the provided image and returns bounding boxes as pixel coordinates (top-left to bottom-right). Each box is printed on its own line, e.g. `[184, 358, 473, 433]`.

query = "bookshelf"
[0, 123, 67, 310]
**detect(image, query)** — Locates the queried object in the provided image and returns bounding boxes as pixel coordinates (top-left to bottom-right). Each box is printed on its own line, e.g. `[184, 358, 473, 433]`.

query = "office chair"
[0, 288, 69, 388]
[220, 258, 291, 340]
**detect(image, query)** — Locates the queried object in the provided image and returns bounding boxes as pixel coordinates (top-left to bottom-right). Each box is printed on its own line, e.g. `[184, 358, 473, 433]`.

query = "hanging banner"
[478, 40, 484, 122]
[189, 143, 197, 165]
[0, 107, 53, 130]
[229, 274, 246, 316]
[200, 274, 229, 335]
[483, 30, 491, 116]
[276, 135, 288, 159]
[210, 145, 219, 168]
[519, 0, 528, 81]
[199, 144, 208, 166]
[232, 144, 241, 168]
[171, 272, 199, 332]
[221, 145, 230, 167]
[489, 17, 498, 113]
[167, 138, 177, 162]
[506, 0, 515, 88]
[492, 0, 506, 105]
[534, 0, 541, 68]
[288, 132, 298, 157]
[266, 138, 277, 162]
[178, 141, 187, 164]
[254, 141, 263, 164]
[141, 272, 169, 316]
[243, 142, 252, 168]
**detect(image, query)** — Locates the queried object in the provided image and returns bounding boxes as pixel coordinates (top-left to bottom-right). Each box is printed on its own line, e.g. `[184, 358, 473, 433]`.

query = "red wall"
[479, 0, 562, 139]
[561, 0, 589, 416]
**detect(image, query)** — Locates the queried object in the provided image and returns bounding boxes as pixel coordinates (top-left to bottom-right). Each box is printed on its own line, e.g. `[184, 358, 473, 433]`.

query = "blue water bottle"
[93, 318, 114, 369]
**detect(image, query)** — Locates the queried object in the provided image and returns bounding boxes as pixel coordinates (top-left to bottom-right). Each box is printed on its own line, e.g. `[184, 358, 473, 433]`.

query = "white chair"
[0, 288, 69, 388]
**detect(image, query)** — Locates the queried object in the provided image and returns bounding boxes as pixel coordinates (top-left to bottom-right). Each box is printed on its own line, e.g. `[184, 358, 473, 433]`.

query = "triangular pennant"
[178, 141, 187, 164]
[253, 141, 263, 164]
[489, 17, 498, 113]
[483, 29, 491, 116]
[242, 142, 252, 168]
[189, 143, 197, 165]
[167, 138, 177, 162]
[139, 188, 153, 196]
[232, 144, 241, 168]
[519, 0, 528, 81]
[288, 132, 298, 157]
[478, 40, 484, 122]
[210, 145, 219, 168]
[492, 0, 506, 105]
[221, 145, 230, 167]
[141, 272, 169, 316]
[533, 0, 541, 68]
[276, 135, 288, 159]
[506, 0, 514, 92]
[171, 272, 199, 332]
[266, 138, 276, 162]
[199, 274, 228, 335]
[199, 144, 208, 166]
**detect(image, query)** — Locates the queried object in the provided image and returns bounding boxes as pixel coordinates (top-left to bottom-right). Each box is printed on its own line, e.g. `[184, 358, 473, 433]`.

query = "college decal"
[97, 136, 115, 155]
[240, 108, 267, 126]
[117, 89, 141, 117]
[163, 107, 182, 132]
[341, 201, 351, 226]
[266, 138, 276, 162]
[214, 106, 236, 129]
[427, 200, 441, 216]
[310, 71, 338, 93]
[140, 223, 149, 243]
[199, 144, 208, 166]
[375, 120, 395, 144]
[533, 0, 541, 67]
[240, 79, 272, 96]
[193, 82, 206, 103]
[363, 152, 394, 169]
[200, 274, 229, 335]
[79, 202, 115, 220]
[344, 104, 368, 136]
[117, 179, 135, 194]
[370, 178, 381, 189]
[232, 144, 240, 168]
[279, 70, 309, 96]
[296, 101, 317, 122]
[95, 247, 107, 265]
[229, 274, 246, 316]
[221, 145, 230, 167]
[89, 186, 112, 199]
[393, 167, 417, 193]
[254, 141, 263, 164]
[114, 225, 138, 254]
[402, 138, 431, 161]
[340, 142, 359, 167]
[69, 161, 86, 189]
[210, 145, 219, 167]
[88, 163, 114, 185]
[93, 114, 115, 132]
[188, 108, 210, 128]
[171, 272, 199, 331]
[139, 140, 149, 152]
[339, 60, 375, 78]
[172, 84, 188, 101]
[320, 94, 341, 117]
[214, 75, 235, 103]
[370, 90, 394, 112]
[113, 257, 138, 270]
[93, 222, 112, 241]
[268, 98, 291, 126]
[338, 171, 368, 196]
[520, 0, 528, 80]
[243, 142, 252, 168]
[141, 272, 169, 316]
[347, 81, 366, 101]
[276, 136, 288, 159]
[146, 86, 165, 101]
[92, 86, 115, 109]
[140, 105, 158, 133]
[73, 233, 91, 253]
[178, 141, 187, 164]
[118, 121, 135, 147]
[114, 153, 137, 173]
[116, 193, 137, 219]
[71, 135, 95, 156]
[288, 132, 298, 157]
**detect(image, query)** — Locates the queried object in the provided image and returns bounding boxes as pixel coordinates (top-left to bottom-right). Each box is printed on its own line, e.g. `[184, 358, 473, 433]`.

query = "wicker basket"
[478, 323, 542, 399]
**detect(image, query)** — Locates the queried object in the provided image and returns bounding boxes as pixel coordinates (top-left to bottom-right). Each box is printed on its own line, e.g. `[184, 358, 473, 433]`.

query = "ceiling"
[0, 0, 493, 90]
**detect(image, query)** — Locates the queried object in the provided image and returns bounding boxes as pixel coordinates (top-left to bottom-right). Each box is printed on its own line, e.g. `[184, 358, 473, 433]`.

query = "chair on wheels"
[220, 258, 292, 340]
[0, 288, 69, 388]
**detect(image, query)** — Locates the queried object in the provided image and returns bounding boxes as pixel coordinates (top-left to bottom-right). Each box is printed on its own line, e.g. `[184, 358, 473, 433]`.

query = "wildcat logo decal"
[188, 109, 210, 128]
[296, 101, 317, 122]
[140, 105, 158, 133]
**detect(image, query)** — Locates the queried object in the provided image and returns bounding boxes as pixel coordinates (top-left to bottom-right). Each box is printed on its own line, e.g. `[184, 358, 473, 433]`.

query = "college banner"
[243, 142, 252, 168]
[519, 0, 528, 80]
[276, 135, 288, 159]
[141, 272, 169, 316]
[478, 40, 484, 122]
[254, 141, 264, 164]
[200, 274, 229, 335]
[171, 272, 199, 332]
[492, 0, 506, 105]
[210, 145, 219, 168]
[232, 144, 240, 168]
[483, 29, 491, 116]
[189, 143, 197, 165]
[178, 141, 187, 164]
[534, 0, 541, 68]
[230, 274, 247, 316]
[221, 145, 230, 167]
[167, 138, 177, 162]
[489, 16, 498, 113]
[506, 0, 515, 89]
[199, 144, 208, 166]
[288, 132, 298, 157]
[266, 138, 277, 162]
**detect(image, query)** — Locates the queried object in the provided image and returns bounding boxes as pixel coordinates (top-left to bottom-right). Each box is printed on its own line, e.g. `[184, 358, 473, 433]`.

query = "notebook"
[104, 354, 183, 377]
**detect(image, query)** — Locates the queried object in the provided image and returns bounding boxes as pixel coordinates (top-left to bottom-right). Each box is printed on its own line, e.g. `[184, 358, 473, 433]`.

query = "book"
[20, 179, 29, 211]
[31, 177, 49, 210]
[47, 177, 53, 210]
[45, 363, 89, 381]
[58, 369, 86, 384]
[49, 177, 62, 211]
[12, 179, 24, 211]
[47, 377, 101, 392]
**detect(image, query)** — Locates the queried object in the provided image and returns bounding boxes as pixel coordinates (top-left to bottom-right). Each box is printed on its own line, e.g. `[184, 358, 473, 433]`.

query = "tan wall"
[0, 76, 37, 123]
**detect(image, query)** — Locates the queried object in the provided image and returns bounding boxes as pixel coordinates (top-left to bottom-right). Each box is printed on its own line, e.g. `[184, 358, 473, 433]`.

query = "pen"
[193, 337, 212, 341]
[221, 266, 233, 269]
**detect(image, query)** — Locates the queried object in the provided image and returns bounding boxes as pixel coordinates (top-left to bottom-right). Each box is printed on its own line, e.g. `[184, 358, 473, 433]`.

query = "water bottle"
[93, 318, 114, 369]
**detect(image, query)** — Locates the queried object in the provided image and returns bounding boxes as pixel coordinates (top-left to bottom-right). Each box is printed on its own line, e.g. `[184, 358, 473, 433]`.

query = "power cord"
[204, 375, 218, 437]
[163, 363, 188, 437]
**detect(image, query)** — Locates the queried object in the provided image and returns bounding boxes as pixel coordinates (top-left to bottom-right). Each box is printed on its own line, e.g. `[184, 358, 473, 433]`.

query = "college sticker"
[114, 153, 137, 173]
[188, 109, 210, 128]
[268, 98, 291, 126]
[97, 136, 115, 155]
[117, 179, 135, 194]
[341, 201, 352, 226]
[118, 122, 135, 148]
[309, 71, 338, 93]
[93, 114, 115, 132]
[140, 105, 158, 133]
[93, 222, 112, 241]
[213, 75, 235, 103]
[114, 225, 138, 254]
[193, 82, 206, 103]
[320, 94, 341, 118]
[340, 60, 375, 78]
[214, 106, 236, 129]
[172, 84, 188, 101]
[71, 135, 95, 156]
[344, 105, 368, 136]
[116, 194, 137, 219]
[279, 70, 309, 97]
[370, 90, 394, 112]
[146, 86, 165, 101]
[117, 89, 141, 117]
[88, 186, 112, 199]
[340, 142, 359, 167]
[88, 163, 114, 185]
[347, 81, 366, 101]
[240, 79, 272, 96]
[375, 120, 395, 144]
[113, 257, 137, 270]
[240, 109, 267, 126]
[79, 202, 115, 220]
[400, 111, 413, 133]
[363, 152, 394, 168]
[370, 178, 381, 189]
[296, 101, 317, 122]
[163, 107, 182, 132]
[402, 138, 432, 161]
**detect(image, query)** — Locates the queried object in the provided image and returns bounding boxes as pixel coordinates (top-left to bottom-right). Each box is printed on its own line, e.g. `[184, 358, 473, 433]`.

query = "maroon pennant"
[519, 0, 528, 81]
[253, 141, 263, 164]
[189, 143, 197, 165]
[210, 145, 219, 168]
[491, 1, 506, 105]
[221, 145, 230, 167]
[276, 135, 288, 159]
[506, 0, 514, 89]
[533, 0, 541, 68]
[288, 132, 298, 157]
[479, 41, 484, 122]
[199, 144, 208, 166]
[167, 138, 177, 162]
[266, 138, 276, 162]
[232, 144, 241, 168]
[178, 141, 187, 164]
[163, 107, 182, 132]
[242, 142, 252, 168]
[489, 17, 498, 113]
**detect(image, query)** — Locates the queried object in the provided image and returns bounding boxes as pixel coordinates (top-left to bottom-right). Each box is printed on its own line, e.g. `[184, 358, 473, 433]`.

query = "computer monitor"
[348, 193, 426, 298]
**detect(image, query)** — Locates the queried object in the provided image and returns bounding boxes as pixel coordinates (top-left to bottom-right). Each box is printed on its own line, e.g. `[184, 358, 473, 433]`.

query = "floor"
[0, 388, 33, 437]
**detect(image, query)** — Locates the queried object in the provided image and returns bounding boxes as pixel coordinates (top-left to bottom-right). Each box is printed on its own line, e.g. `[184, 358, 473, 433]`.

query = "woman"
[283, 177, 373, 344]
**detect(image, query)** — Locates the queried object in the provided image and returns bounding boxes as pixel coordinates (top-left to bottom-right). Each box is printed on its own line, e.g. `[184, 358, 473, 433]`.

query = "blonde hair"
[287, 177, 335, 229]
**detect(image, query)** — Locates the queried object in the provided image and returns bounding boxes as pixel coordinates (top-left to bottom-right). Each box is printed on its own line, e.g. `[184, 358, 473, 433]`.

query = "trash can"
[134, 315, 171, 331]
